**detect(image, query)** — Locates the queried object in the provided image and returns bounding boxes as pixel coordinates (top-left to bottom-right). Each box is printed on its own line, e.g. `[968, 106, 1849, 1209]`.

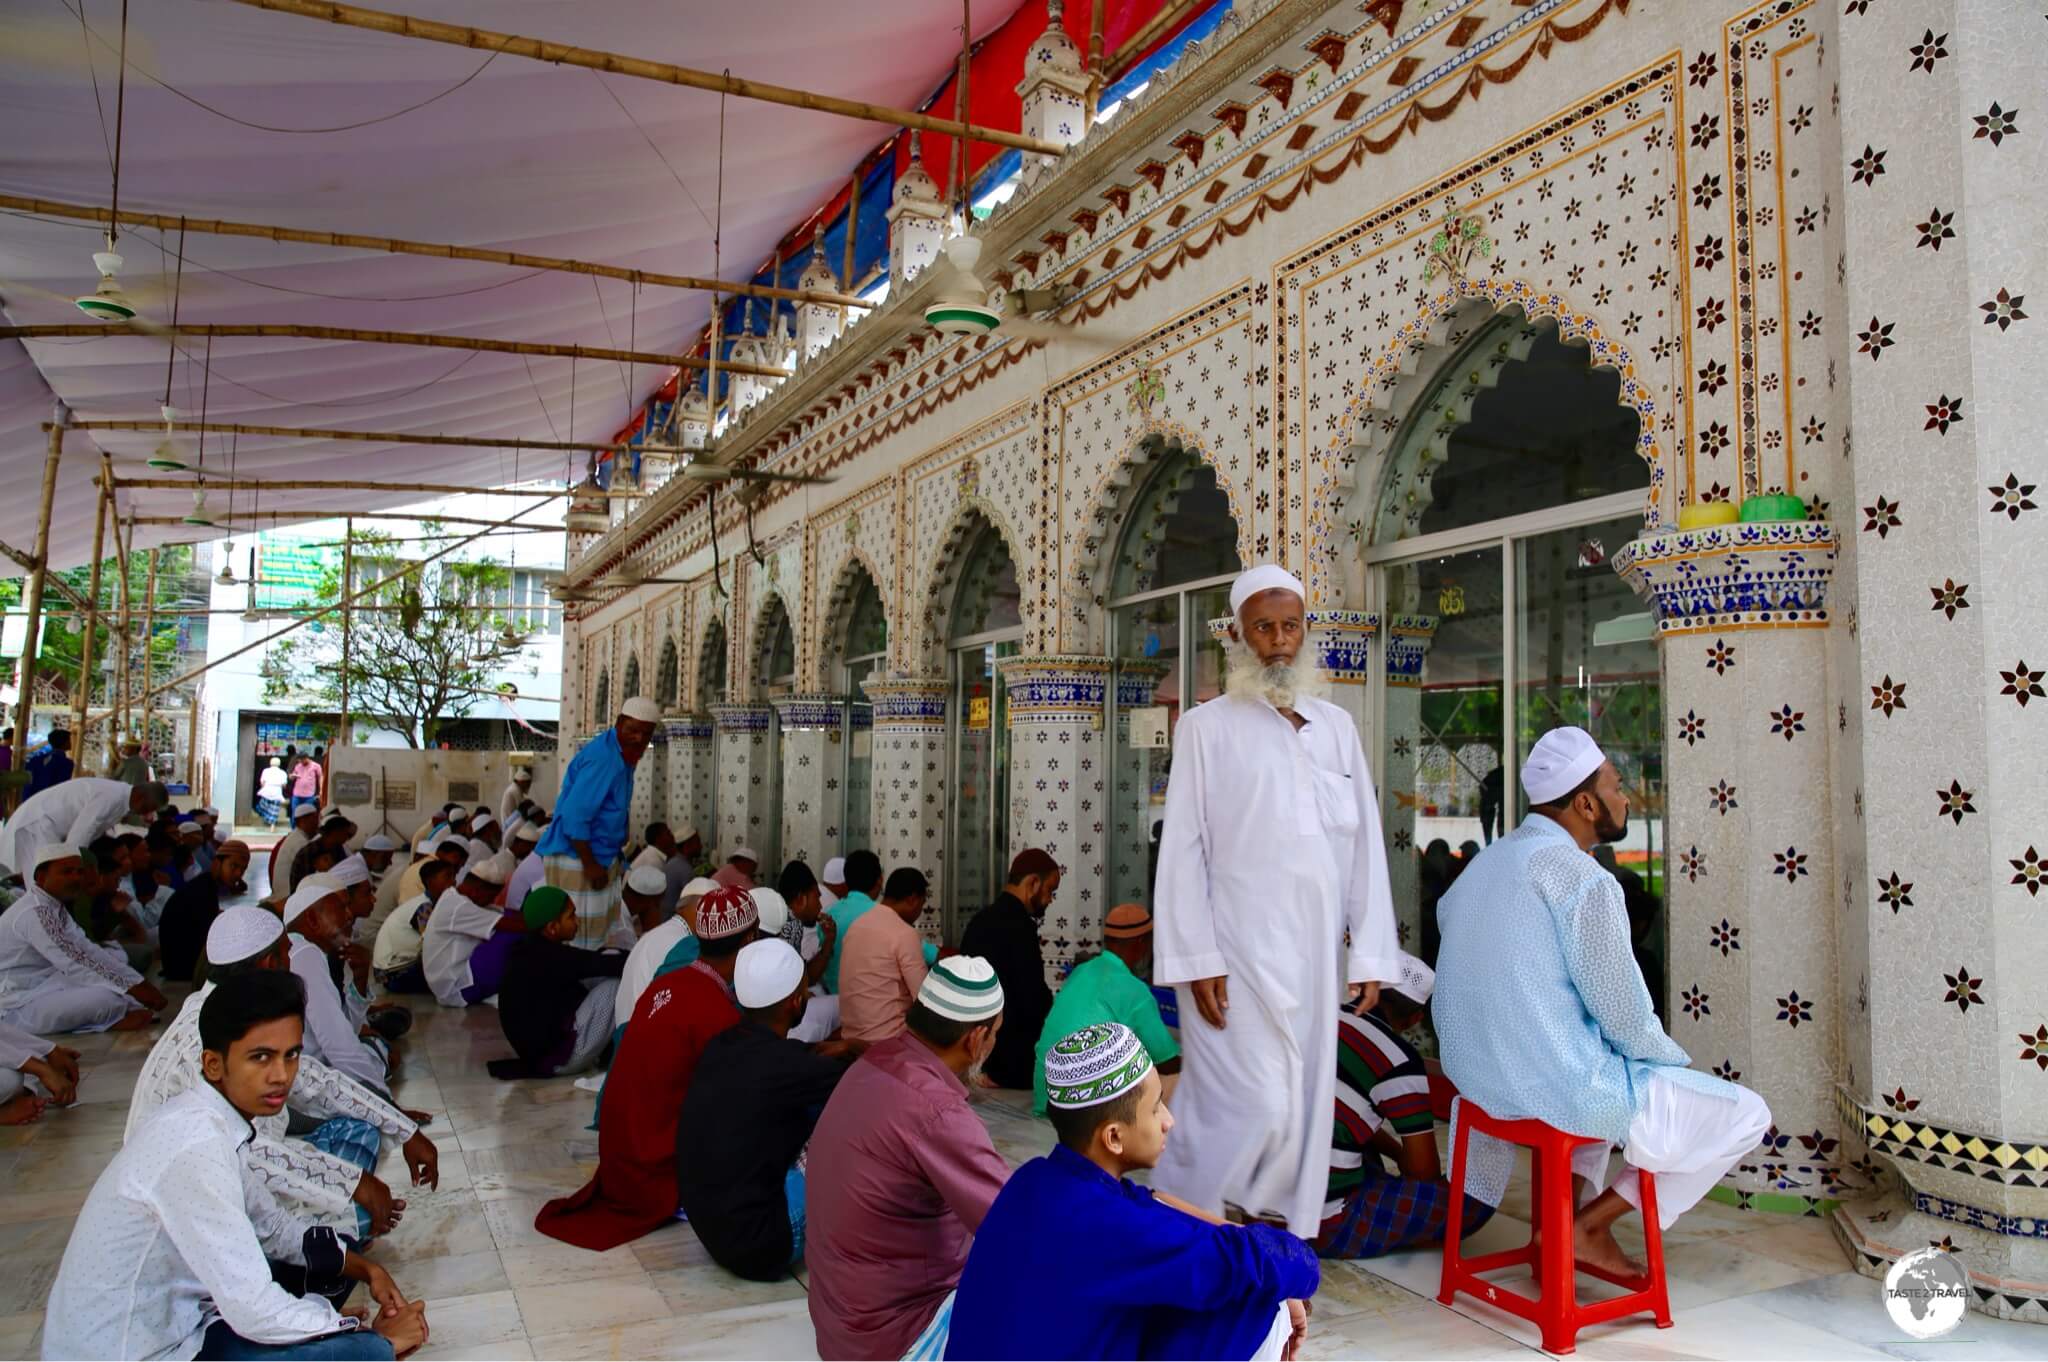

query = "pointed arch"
[911, 498, 1026, 673]
[694, 612, 729, 712]
[1066, 427, 1248, 654]
[655, 635, 681, 709]
[1316, 277, 1667, 605]
[750, 589, 797, 700]
[819, 549, 890, 685]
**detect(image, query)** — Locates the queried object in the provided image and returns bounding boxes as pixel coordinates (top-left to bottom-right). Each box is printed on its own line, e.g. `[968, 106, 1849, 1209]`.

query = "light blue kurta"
[1433, 814, 1737, 1204]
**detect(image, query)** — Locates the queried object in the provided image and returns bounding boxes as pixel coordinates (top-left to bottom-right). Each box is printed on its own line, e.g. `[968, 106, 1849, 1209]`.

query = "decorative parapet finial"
[1613, 519, 1839, 636]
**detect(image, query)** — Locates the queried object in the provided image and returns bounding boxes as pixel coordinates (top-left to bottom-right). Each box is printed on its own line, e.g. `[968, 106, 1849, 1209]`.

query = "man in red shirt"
[805, 955, 1011, 1360]
[534, 886, 759, 1250]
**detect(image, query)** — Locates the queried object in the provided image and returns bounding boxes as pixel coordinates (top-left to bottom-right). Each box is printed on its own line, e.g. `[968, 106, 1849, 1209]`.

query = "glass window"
[837, 570, 887, 855]
[622, 654, 642, 704]
[950, 639, 1018, 937]
[593, 668, 611, 729]
[1109, 446, 1240, 598]
[756, 601, 796, 700]
[698, 621, 727, 710]
[656, 638, 680, 708]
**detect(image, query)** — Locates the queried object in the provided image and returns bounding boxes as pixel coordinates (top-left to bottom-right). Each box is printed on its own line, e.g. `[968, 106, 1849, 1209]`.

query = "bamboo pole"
[2, 324, 792, 381]
[186, 687, 201, 789]
[68, 418, 697, 460]
[0, 540, 91, 611]
[1107, 0, 1202, 74]
[130, 510, 548, 530]
[14, 424, 64, 743]
[339, 519, 353, 749]
[108, 474, 640, 500]
[952, 2, 971, 212]
[72, 471, 110, 759]
[11, 602, 563, 618]
[139, 547, 158, 756]
[113, 519, 134, 743]
[0, 195, 875, 311]
[221, 0, 1066, 156]
[136, 496, 564, 707]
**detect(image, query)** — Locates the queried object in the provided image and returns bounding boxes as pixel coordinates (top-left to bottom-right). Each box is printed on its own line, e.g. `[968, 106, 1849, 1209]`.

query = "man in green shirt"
[1033, 903, 1181, 1115]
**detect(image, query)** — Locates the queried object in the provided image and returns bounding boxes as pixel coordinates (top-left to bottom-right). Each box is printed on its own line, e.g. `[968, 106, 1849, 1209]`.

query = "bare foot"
[110, 1009, 156, 1032]
[0, 1092, 46, 1125]
[1572, 1218, 1646, 1278]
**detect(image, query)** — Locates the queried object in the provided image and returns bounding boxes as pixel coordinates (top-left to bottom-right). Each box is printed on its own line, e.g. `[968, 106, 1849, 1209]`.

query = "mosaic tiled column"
[999, 656, 1110, 988]
[1617, 522, 1843, 1207]
[661, 715, 715, 842]
[862, 678, 948, 947]
[770, 695, 843, 868]
[1307, 609, 1380, 746]
[708, 703, 775, 865]
[1824, 0, 2048, 1315]
[1380, 616, 1437, 957]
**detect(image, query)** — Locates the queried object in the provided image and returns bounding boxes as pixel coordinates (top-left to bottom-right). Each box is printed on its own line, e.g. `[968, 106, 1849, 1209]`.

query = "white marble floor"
[2, 968, 2045, 1358]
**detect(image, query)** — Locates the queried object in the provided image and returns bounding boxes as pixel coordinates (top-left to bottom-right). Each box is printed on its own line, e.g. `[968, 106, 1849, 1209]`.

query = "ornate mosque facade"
[554, 0, 2046, 1322]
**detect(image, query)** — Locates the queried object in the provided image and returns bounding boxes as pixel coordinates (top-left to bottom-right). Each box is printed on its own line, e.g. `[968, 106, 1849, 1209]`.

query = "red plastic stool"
[1436, 1101, 1672, 1354]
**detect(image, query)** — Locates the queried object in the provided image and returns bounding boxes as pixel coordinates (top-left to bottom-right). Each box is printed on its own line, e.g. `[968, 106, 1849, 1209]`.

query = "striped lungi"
[542, 855, 624, 950]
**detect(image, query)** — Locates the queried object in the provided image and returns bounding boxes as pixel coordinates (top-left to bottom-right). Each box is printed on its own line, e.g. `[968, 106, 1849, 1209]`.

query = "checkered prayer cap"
[1043, 1022, 1155, 1110]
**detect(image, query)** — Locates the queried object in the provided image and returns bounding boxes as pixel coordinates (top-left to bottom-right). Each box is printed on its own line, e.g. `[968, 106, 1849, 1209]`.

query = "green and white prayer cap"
[916, 955, 1004, 1023]
[1044, 1022, 1155, 1110]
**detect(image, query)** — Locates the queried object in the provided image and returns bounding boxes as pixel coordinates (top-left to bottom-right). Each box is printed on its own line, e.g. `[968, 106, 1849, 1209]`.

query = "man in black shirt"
[676, 938, 852, 1280]
[158, 840, 251, 981]
[957, 847, 1060, 1090]
[491, 887, 626, 1079]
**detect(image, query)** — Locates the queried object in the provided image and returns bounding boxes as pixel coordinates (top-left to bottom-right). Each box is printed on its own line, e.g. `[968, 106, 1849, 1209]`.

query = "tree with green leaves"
[0, 546, 197, 714]
[259, 529, 532, 748]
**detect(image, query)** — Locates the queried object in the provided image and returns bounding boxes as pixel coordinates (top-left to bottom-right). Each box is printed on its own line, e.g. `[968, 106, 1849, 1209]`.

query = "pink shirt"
[291, 762, 321, 798]
[837, 904, 929, 1043]
[805, 1034, 1010, 1359]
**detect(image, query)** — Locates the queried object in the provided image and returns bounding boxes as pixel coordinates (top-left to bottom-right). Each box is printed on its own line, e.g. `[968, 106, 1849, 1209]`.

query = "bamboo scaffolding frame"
[220, 0, 1066, 156]
[2, 324, 791, 380]
[9, 602, 564, 618]
[130, 510, 551, 530]
[134, 496, 563, 707]
[0, 539, 93, 612]
[65, 417, 698, 460]
[139, 547, 157, 749]
[0, 194, 875, 312]
[1106, 0, 1202, 73]
[113, 520, 134, 740]
[339, 518, 352, 748]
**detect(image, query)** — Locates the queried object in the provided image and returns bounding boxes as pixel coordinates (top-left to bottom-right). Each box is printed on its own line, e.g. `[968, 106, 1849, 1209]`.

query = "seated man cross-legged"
[946, 1024, 1319, 1361]
[1434, 726, 1772, 1276]
[45, 971, 430, 1361]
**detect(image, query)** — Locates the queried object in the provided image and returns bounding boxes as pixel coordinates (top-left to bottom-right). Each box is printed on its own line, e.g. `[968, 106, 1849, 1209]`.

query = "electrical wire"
[58, 0, 510, 134]
[591, 70, 716, 235]
[71, 0, 116, 180]
[157, 236, 554, 302]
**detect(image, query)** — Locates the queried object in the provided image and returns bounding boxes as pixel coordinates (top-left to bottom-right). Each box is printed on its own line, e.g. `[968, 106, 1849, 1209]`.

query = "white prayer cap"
[620, 696, 661, 723]
[1228, 564, 1306, 619]
[33, 842, 82, 870]
[514, 765, 534, 781]
[509, 820, 540, 845]
[750, 887, 790, 936]
[283, 877, 343, 921]
[363, 833, 399, 853]
[201, 805, 220, 817]
[632, 845, 669, 872]
[328, 854, 371, 888]
[416, 835, 445, 858]
[464, 855, 510, 886]
[461, 841, 495, 873]
[821, 856, 847, 884]
[733, 938, 805, 1008]
[729, 846, 760, 864]
[917, 955, 1004, 1023]
[626, 864, 668, 897]
[1390, 950, 1436, 1006]
[680, 876, 719, 900]
[677, 825, 699, 844]
[1521, 725, 1607, 804]
[208, 905, 285, 966]
[470, 812, 497, 834]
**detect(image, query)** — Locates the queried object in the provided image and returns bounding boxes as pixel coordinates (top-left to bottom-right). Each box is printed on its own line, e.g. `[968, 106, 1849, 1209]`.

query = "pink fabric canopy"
[0, 0, 1025, 567]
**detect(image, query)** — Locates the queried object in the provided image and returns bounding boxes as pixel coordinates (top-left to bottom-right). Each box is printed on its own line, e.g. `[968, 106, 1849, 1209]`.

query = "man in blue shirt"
[24, 730, 75, 799]
[947, 1024, 1317, 1360]
[535, 696, 658, 949]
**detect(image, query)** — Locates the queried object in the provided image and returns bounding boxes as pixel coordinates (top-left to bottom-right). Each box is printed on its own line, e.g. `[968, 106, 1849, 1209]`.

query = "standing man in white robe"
[0, 777, 165, 878]
[1153, 564, 1402, 1237]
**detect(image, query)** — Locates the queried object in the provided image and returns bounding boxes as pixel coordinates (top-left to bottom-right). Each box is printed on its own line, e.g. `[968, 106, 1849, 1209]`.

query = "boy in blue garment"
[946, 1024, 1319, 1361]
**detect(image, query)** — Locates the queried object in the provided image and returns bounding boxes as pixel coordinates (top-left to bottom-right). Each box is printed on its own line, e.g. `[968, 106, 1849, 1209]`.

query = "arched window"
[834, 566, 888, 854]
[1104, 442, 1243, 915]
[947, 515, 1024, 939]
[593, 667, 611, 729]
[621, 654, 642, 707]
[656, 637, 680, 709]
[697, 618, 728, 711]
[754, 596, 797, 701]
[1365, 312, 1658, 1004]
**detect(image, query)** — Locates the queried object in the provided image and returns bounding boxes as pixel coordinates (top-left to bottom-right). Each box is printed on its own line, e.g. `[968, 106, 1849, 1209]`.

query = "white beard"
[1224, 641, 1323, 710]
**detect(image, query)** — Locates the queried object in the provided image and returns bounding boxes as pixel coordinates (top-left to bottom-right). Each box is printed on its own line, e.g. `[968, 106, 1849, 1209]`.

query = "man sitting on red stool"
[1318, 956, 1494, 1259]
[1433, 727, 1771, 1277]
